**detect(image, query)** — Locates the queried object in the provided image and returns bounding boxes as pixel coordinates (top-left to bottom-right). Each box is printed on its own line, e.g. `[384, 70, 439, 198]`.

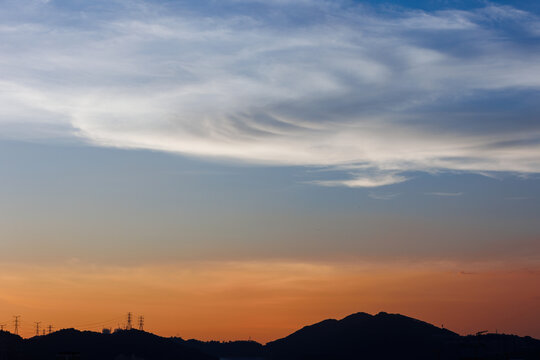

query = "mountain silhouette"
[0, 312, 539, 360]
[0, 328, 216, 360]
[265, 312, 459, 359]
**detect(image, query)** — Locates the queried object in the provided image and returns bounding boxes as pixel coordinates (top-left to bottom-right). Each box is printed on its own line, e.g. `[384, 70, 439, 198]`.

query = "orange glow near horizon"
[0, 259, 538, 342]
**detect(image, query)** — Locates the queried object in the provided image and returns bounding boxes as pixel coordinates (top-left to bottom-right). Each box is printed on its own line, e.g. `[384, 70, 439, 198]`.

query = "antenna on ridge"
[126, 312, 132, 330]
[138, 316, 144, 331]
[13, 316, 20, 335]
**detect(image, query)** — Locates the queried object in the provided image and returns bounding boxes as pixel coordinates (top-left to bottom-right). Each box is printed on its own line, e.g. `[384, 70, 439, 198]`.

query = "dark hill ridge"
[176, 338, 264, 359]
[265, 311, 460, 359]
[0, 330, 23, 359]
[0, 312, 539, 360]
[0, 328, 216, 360]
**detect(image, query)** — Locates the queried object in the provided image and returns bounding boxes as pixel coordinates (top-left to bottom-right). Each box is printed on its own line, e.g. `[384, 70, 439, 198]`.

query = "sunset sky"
[1, 0, 539, 341]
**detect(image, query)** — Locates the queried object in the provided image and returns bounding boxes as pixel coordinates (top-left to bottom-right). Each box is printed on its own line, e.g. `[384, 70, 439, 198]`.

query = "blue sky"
[2, 0, 540, 341]
[0, 0, 539, 264]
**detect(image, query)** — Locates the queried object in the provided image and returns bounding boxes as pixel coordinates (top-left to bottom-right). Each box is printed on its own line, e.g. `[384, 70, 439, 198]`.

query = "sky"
[0, 0, 539, 341]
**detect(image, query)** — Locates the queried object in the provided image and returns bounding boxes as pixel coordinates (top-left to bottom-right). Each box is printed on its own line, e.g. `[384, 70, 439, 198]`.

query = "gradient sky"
[0, 0, 539, 341]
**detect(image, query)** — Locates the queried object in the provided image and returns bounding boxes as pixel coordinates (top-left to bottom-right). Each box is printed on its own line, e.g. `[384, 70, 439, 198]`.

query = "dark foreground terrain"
[0, 312, 538, 360]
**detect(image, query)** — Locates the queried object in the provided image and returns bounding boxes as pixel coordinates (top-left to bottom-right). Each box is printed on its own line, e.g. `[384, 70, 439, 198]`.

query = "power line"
[3, 314, 138, 336]
[72, 316, 125, 329]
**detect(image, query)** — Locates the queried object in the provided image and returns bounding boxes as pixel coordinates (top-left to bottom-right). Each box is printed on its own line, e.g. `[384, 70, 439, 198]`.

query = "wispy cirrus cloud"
[425, 192, 464, 197]
[1, 0, 540, 187]
[368, 192, 400, 201]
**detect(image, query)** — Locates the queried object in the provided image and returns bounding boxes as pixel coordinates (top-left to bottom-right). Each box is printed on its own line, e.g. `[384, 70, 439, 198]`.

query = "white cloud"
[1, 0, 540, 187]
[313, 172, 409, 188]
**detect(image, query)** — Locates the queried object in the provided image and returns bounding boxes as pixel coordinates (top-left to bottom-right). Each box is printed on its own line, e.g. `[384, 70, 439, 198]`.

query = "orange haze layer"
[0, 259, 538, 342]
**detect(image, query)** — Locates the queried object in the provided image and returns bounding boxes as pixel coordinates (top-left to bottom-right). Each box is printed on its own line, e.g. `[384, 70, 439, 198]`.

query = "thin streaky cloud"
[459, 271, 478, 275]
[313, 173, 409, 188]
[368, 192, 400, 201]
[424, 192, 464, 197]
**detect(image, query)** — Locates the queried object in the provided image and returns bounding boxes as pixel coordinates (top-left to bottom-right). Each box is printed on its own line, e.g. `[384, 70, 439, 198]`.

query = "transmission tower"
[0, 324, 5, 331]
[34, 322, 41, 336]
[126, 312, 132, 330]
[13, 316, 20, 335]
[47, 325, 53, 334]
[138, 316, 144, 331]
